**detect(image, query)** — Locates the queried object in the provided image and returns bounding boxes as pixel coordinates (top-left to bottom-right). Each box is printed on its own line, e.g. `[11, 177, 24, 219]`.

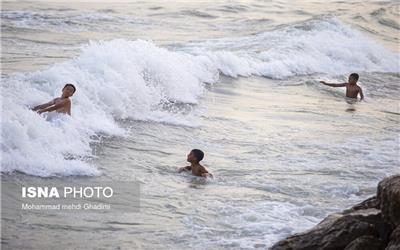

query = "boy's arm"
[178, 166, 191, 173]
[38, 99, 70, 114]
[32, 99, 55, 111]
[320, 81, 346, 87]
[359, 87, 364, 101]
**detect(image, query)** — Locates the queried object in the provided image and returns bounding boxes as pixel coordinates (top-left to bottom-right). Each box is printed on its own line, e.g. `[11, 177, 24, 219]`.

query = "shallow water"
[1, 0, 399, 249]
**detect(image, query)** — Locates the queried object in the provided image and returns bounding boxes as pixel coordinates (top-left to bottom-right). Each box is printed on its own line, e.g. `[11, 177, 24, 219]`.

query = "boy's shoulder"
[59, 97, 71, 103]
[198, 164, 208, 172]
[192, 163, 205, 169]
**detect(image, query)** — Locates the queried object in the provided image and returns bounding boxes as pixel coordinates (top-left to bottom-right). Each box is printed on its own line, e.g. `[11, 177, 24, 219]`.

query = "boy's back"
[345, 83, 362, 99]
[188, 163, 209, 177]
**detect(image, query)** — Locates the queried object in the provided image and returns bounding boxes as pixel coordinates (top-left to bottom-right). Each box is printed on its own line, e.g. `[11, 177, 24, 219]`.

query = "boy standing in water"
[320, 73, 364, 101]
[178, 149, 213, 178]
[32, 83, 76, 116]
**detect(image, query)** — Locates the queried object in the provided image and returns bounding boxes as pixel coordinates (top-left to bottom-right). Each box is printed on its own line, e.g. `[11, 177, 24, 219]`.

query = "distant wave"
[185, 18, 399, 79]
[378, 18, 400, 30]
[1, 10, 135, 31]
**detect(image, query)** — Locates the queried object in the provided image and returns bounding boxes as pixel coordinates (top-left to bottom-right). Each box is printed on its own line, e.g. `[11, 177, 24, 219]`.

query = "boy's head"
[62, 83, 76, 98]
[348, 73, 359, 84]
[187, 149, 204, 163]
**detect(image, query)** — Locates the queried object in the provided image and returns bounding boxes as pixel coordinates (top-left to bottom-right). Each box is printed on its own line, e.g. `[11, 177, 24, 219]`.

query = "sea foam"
[1, 39, 218, 177]
[188, 18, 399, 79]
[1, 18, 398, 177]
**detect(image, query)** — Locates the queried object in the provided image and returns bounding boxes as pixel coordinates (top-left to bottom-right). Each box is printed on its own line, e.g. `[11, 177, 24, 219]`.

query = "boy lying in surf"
[178, 149, 213, 178]
[32, 83, 76, 116]
[320, 73, 364, 101]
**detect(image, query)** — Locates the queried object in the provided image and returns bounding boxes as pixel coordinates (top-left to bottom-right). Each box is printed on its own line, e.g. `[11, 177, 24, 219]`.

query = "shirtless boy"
[32, 83, 76, 116]
[178, 149, 213, 178]
[320, 73, 364, 101]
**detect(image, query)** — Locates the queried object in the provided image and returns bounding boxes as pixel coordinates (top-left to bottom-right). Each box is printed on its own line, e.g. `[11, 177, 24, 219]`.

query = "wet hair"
[349, 73, 359, 81]
[191, 149, 204, 162]
[63, 83, 76, 93]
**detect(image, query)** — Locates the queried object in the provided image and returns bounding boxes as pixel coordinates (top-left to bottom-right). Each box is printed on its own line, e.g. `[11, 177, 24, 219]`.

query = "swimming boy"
[32, 83, 76, 116]
[178, 149, 213, 178]
[320, 73, 364, 101]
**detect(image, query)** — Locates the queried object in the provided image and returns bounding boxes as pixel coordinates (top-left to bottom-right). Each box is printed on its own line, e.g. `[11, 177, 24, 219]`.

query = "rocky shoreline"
[270, 175, 400, 250]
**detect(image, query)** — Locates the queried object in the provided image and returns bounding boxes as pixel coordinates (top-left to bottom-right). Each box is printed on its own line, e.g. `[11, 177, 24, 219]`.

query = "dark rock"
[344, 235, 385, 250]
[386, 226, 400, 250]
[270, 209, 380, 250]
[270, 175, 400, 250]
[377, 175, 400, 227]
[351, 196, 379, 211]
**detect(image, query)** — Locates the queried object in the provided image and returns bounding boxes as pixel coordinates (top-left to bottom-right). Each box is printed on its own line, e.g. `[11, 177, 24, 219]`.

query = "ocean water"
[1, 0, 399, 249]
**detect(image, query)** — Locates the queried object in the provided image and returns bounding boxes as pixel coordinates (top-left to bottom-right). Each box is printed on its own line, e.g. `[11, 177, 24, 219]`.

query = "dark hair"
[191, 149, 204, 162]
[63, 83, 76, 93]
[349, 73, 359, 81]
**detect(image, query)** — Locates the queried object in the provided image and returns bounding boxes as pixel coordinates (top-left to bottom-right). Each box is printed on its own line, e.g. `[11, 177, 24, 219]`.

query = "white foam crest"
[2, 18, 398, 177]
[188, 18, 400, 79]
[1, 39, 218, 176]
